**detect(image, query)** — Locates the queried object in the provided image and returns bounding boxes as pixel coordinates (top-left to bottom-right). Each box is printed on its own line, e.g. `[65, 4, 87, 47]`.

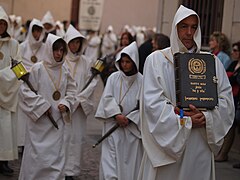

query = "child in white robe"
[95, 41, 143, 180]
[18, 34, 77, 180]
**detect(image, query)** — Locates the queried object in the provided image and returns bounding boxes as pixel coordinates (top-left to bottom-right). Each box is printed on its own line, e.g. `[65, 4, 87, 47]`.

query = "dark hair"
[69, 37, 83, 53]
[153, 33, 170, 50]
[52, 38, 67, 55]
[210, 31, 230, 55]
[119, 53, 137, 76]
[232, 41, 240, 51]
[32, 25, 43, 32]
[120, 32, 134, 46]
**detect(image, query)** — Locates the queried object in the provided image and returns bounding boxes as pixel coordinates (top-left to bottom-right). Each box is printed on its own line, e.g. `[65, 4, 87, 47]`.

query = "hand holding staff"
[92, 101, 139, 148]
[11, 58, 59, 129]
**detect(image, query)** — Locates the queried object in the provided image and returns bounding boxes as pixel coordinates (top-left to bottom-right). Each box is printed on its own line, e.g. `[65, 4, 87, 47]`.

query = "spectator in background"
[215, 41, 240, 163]
[209, 31, 231, 69]
[138, 29, 155, 74]
[151, 33, 170, 51]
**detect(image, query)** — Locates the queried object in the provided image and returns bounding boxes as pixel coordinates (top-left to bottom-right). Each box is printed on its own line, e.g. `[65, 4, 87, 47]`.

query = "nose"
[187, 27, 192, 35]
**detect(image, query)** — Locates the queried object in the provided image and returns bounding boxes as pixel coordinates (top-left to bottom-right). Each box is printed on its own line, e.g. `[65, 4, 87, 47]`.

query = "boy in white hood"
[63, 24, 99, 179]
[17, 18, 46, 152]
[18, 34, 77, 180]
[95, 41, 143, 180]
[138, 5, 234, 180]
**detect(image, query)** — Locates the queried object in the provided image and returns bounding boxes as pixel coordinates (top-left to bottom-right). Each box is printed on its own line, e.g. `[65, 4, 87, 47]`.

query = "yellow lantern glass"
[11, 61, 28, 79]
[93, 59, 105, 73]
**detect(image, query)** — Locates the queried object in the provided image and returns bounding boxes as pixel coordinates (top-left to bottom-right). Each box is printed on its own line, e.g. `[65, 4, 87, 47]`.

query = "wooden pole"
[71, 0, 80, 28]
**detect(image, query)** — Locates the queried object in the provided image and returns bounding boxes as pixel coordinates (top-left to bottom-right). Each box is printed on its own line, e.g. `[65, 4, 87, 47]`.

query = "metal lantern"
[11, 59, 28, 80]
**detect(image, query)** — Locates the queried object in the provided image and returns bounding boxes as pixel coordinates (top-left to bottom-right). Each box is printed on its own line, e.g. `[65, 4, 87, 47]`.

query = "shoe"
[65, 176, 74, 180]
[233, 163, 240, 169]
[0, 163, 13, 176]
[3, 161, 14, 173]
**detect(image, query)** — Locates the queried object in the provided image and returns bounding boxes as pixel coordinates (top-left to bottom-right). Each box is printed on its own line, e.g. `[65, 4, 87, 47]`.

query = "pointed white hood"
[26, 18, 45, 49]
[43, 34, 66, 68]
[64, 24, 86, 44]
[0, 6, 11, 39]
[64, 24, 87, 60]
[41, 11, 55, 32]
[170, 5, 201, 54]
[115, 41, 139, 71]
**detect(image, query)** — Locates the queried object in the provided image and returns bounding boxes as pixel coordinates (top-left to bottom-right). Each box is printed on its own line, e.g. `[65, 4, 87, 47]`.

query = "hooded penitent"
[20, 18, 46, 70]
[41, 11, 56, 32]
[63, 24, 98, 177]
[43, 33, 67, 68]
[170, 5, 201, 54]
[0, 6, 21, 161]
[138, 5, 234, 180]
[95, 41, 143, 180]
[0, 6, 11, 39]
[115, 41, 139, 73]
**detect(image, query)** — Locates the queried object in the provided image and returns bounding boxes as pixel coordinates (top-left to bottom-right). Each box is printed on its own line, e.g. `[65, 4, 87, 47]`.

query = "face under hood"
[115, 41, 139, 72]
[0, 6, 11, 38]
[41, 11, 55, 32]
[64, 24, 87, 54]
[170, 5, 201, 54]
[26, 18, 45, 47]
[43, 33, 66, 68]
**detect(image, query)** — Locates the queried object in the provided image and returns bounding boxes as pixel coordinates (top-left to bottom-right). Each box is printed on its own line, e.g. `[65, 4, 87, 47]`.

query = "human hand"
[58, 104, 68, 113]
[114, 114, 129, 127]
[184, 104, 206, 128]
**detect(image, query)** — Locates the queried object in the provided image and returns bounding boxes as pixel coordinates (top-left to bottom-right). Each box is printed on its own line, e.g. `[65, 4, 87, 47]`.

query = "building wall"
[0, 0, 71, 23]
[0, 0, 239, 43]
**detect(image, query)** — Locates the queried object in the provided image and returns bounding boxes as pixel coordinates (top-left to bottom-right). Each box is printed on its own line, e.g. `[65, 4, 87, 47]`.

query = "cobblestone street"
[1, 81, 240, 180]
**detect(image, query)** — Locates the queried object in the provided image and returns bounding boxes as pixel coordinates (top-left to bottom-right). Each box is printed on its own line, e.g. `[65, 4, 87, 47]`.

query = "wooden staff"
[92, 101, 139, 148]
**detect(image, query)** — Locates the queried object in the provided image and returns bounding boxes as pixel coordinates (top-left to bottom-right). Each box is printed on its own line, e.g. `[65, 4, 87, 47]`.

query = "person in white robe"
[101, 25, 117, 57]
[12, 16, 26, 43]
[63, 24, 99, 179]
[138, 5, 235, 180]
[0, 6, 21, 176]
[84, 30, 101, 63]
[95, 41, 143, 180]
[17, 18, 46, 149]
[18, 34, 77, 180]
[20, 18, 46, 71]
[41, 11, 56, 41]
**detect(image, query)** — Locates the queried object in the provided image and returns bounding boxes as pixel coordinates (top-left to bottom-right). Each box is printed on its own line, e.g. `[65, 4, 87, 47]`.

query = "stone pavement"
[1, 80, 240, 180]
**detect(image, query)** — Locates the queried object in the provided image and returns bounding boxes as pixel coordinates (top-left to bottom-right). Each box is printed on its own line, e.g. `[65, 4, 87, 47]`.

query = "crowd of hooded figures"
[0, 4, 240, 180]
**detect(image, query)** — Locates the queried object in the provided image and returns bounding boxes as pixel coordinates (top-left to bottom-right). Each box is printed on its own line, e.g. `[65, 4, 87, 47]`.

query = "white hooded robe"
[18, 34, 77, 180]
[0, 6, 21, 161]
[95, 41, 143, 180]
[138, 5, 234, 180]
[17, 18, 46, 147]
[63, 24, 99, 176]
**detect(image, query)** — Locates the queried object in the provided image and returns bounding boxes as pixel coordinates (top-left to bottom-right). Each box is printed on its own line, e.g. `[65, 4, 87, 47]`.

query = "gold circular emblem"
[31, 55, 38, 63]
[52, 90, 61, 101]
[188, 58, 206, 74]
[0, 51, 4, 60]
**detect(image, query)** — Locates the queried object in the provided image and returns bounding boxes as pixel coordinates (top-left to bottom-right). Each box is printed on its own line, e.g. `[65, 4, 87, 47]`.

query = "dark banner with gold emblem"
[174, 53, 218, 110]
